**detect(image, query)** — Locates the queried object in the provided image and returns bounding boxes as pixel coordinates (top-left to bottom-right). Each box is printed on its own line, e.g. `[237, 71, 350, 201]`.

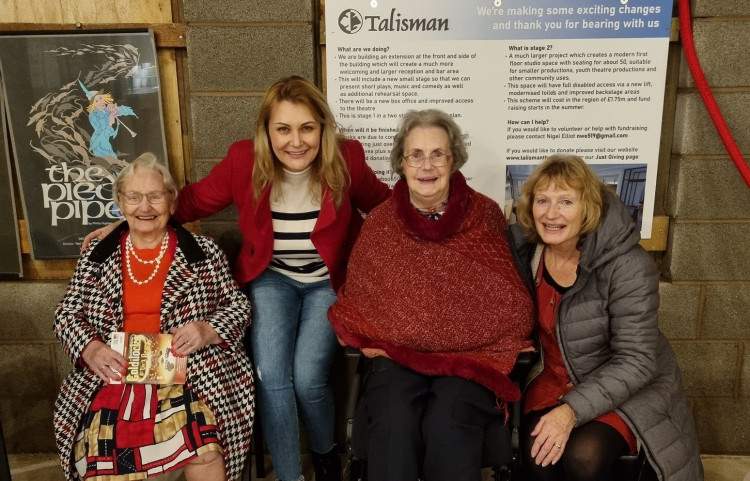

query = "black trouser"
[362, 357, 501, 481]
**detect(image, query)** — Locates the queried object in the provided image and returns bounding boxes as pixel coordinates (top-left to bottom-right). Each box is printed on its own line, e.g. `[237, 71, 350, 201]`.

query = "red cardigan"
[174, 139, 390, 290]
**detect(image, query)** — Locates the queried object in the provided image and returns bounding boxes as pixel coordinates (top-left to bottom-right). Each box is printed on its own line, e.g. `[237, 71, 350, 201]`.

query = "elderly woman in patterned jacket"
[54, 153, 254, 481]
[508, 154, 702, 481]
[83, 76, 390, 481]
[328, 109, 535, 481]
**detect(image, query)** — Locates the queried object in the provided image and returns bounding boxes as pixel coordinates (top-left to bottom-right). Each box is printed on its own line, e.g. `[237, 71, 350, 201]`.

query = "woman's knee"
[561, 436, 617, 481]
[363, 364, 427, 430]
[251, 327, 295, 389]
[189, 450, 224, 466]
[293, 377, 329, 404]
[562, 450, 608, 481]
[291, 349, 334, 395]
[253, 359, 293, 391]
[184, 450, 226, 481]
[426, 377, 497, 429]
[561, 420, 630, 481]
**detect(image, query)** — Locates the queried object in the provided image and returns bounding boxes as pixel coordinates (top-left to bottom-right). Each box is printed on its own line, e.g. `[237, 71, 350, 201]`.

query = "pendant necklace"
[412, 197, 448, 215]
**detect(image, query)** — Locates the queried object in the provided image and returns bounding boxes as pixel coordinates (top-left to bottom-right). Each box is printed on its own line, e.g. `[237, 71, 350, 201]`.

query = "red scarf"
[328, 173, 534, 401]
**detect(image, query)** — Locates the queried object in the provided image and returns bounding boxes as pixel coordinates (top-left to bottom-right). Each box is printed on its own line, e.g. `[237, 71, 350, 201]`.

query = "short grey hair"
[389, 109, 468, 177]
[113, 153, 178, 208]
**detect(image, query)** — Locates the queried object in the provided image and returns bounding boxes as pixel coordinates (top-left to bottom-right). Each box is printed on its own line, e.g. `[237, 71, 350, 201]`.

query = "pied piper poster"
[0, 31, 168, 258]
[325, 0, 673, 237]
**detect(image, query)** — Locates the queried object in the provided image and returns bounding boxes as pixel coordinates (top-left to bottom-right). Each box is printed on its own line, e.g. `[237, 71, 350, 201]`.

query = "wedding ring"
[554, 443, 562, 449]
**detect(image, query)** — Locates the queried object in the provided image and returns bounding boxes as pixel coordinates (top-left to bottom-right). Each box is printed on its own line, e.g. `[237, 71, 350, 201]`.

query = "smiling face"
[267, 100, 322, 173]
[119, 168, 175, 243]
[401, 125, 454, 208]
[532, 183, 584, 252]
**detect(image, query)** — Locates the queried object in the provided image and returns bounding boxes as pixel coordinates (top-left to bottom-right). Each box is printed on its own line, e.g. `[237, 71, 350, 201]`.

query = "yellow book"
[109, 332, 187, 384]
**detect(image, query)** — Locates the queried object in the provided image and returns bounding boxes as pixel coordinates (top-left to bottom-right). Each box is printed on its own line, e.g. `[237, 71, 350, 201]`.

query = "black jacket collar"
[89, 219, 207, 265]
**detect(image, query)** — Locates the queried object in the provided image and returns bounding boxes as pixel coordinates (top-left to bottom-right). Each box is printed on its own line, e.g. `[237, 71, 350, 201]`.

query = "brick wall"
[182, 0, 316, 243]
[664, 0, 750, 454]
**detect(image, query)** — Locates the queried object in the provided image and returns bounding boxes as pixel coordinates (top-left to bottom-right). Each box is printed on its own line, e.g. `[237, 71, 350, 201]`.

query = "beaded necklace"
[413, 199, 448, 221]
[125, 231, 170, 285]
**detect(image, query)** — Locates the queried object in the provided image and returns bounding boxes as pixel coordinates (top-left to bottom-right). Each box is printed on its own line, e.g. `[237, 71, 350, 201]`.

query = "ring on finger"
[554, 443, 562, 449]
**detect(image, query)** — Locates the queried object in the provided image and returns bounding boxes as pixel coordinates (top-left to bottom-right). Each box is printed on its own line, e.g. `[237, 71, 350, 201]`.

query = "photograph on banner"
[325, 0, 672, 238]
[0, 81, 23, 276]
[0, 31, 168, 258]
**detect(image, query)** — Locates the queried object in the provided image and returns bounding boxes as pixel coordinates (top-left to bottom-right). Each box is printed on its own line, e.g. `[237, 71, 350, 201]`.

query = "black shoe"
[312, 446, 342, 481]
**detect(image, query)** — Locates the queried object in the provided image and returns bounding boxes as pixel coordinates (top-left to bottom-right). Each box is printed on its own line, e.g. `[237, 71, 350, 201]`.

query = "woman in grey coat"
[508, 155, 702, 481]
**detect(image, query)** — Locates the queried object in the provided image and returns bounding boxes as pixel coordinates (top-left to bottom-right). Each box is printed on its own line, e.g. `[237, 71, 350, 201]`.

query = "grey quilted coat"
[508, 189, 703, 481]
[54, 221, 254, 480]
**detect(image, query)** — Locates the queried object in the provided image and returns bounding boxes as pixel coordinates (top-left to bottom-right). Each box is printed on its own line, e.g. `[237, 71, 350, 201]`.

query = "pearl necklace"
[125, 231, 170, 285]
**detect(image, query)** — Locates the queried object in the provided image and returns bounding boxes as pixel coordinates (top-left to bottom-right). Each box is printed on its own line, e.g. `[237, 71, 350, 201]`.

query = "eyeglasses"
[119, 191, 171, 205]
[533, 197, 579, 211]
[403, 151, 452, 168]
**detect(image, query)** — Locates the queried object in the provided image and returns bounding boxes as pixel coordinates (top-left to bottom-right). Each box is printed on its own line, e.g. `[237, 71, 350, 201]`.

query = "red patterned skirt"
[73, 384, 222, 480]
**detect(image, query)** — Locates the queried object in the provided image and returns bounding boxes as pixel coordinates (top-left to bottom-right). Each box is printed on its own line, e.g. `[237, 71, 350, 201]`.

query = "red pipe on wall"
[678, 0, 750, 189]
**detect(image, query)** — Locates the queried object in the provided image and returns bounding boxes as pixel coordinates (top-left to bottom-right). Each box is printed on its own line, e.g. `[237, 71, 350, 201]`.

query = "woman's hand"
[170, 321, 222, 357]
[80, 220, 123, 253]
[530, 403, 577, 467]
[362, 347, 387, 358]
[82, 339, 128, 383]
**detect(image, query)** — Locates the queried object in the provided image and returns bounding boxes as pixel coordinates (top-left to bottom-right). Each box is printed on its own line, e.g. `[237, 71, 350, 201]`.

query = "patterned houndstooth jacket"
[53, 220, 255, 480]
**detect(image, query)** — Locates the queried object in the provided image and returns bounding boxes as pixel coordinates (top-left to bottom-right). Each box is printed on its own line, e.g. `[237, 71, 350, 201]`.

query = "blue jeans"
[247, 269, 339, 481]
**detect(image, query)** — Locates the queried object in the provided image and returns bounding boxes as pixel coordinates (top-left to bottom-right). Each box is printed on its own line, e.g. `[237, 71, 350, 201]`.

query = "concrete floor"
[8, 453, 750, 480]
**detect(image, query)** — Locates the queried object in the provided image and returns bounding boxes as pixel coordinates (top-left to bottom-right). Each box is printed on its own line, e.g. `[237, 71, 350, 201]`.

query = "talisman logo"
[338, 8, 449, 34]
[339, 9, 364, 34]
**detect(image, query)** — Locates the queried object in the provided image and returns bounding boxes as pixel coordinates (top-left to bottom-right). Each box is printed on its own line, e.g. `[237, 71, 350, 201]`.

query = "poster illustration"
[0, 31, 168, 258]
[0, 83, 23, 275]
[325, 0, 673, 237]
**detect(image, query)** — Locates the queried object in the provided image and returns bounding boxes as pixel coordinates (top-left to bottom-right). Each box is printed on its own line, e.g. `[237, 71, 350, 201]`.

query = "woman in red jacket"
[86, 76, 390, 481]
[176, 76, 389, 481]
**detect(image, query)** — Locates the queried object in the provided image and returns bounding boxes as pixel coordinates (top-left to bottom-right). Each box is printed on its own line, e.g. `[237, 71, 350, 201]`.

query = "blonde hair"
[252, 76, 349, 208]
[516, 154, 604, 244]
[87, 93, 114, 113]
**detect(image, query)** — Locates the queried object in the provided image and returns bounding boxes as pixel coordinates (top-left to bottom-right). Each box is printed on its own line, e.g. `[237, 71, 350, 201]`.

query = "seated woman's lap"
[75, 384, 222, 479]
[522, 408, 629, 481]
[362, 358, 500, 481]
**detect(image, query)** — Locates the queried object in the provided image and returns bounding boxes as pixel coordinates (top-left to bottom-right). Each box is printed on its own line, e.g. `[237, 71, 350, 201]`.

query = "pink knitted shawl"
[328, 172, 535, 401]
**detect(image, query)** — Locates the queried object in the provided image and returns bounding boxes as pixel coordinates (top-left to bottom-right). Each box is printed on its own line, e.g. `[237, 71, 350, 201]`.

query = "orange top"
[121, 229, 177, 333]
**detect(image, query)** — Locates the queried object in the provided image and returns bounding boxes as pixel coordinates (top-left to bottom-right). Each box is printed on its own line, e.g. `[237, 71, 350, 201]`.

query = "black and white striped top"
[269, 167, 329, 283]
